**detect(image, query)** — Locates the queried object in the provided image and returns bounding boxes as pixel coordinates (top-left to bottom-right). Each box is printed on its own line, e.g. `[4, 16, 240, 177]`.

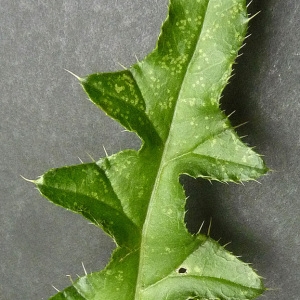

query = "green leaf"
[34, 0, 268, 299]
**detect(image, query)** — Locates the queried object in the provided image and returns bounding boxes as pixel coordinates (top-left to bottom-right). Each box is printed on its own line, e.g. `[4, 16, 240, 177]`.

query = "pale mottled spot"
[91, 192, 98, 198]
[194, 266, 202, 273]
[189, 99, 196, 107]
[211, 139, 217, 146]
[165, 247, 171, 253]
[115, 84, 125, 94]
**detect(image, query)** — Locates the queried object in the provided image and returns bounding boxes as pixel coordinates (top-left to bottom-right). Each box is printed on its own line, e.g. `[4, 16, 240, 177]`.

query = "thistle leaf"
[35, 0, 268, 299]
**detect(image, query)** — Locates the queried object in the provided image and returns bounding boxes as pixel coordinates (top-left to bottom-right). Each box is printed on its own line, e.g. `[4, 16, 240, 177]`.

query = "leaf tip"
[20, 174, 35, 184]
[64, 68, 84, 82]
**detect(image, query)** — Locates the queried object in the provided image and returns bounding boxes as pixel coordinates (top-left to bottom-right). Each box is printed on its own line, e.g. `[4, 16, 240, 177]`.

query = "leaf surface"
[35, 0, 268, 299]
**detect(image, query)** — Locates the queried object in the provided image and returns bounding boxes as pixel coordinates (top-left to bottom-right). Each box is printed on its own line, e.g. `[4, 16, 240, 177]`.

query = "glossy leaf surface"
[35, 0, 268, 299]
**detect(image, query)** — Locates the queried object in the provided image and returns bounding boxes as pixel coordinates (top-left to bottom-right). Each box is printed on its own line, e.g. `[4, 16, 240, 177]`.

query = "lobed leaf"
[34, 0, 268, 299]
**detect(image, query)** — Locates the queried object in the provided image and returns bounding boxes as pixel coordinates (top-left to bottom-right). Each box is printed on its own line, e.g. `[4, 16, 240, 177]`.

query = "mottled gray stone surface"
[1, 0, 299, 299]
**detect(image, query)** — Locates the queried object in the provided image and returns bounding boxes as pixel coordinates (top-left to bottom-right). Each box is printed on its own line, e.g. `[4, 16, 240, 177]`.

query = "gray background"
[1, 0, 299, 299]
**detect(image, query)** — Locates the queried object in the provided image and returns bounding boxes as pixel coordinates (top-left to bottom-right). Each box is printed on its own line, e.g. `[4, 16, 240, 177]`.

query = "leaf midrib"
[133, 1, 212, 298]
[143, 275, 263, 294]
[144, 274, 263, 299]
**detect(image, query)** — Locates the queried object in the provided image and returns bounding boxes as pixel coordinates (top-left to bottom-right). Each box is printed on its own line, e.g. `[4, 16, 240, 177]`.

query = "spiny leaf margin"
[34, 0, 268, 299]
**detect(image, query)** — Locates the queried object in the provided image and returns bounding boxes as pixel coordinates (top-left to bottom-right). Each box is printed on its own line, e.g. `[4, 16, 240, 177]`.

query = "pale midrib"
[143, 274, 263, 294]
[164, 127, 262, 170]
[133, 1, 212, 298]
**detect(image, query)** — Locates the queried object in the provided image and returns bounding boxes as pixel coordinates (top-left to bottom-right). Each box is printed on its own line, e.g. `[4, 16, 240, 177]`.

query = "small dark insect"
[178, 267, 187, 274]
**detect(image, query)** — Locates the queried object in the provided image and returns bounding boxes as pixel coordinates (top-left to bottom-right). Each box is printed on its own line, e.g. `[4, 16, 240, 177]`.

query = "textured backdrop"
[1, 0, 299, 299]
